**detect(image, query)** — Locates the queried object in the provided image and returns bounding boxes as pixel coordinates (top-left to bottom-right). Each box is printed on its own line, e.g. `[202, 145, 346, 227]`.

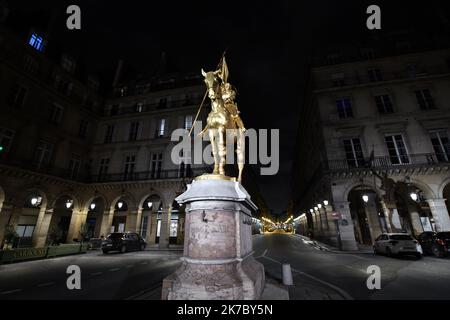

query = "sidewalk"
[293, 234, 373, 254]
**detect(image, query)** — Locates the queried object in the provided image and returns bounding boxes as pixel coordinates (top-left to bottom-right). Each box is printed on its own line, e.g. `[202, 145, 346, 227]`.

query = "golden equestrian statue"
[191, 56, 246, 182]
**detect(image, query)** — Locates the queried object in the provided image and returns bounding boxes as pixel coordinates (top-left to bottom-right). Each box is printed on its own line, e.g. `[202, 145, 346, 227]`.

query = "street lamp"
[90, 202, 96, 210]
[314, 206, 318, 211]
[117, 201, 124, 209]
[65, 199, 73, 209]
[30, 196, 42, 207]
[410, 192, 418, 202]
[309, 209, 313, 213]
[147, 201, 153, 209]
[317, 204, 322, 209]
[362, 194, 369, 203]
[323, 200, 329, 206]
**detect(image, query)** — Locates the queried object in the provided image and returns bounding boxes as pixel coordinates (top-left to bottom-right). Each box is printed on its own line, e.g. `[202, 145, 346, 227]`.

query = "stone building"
[0, 8, 267, 249]
[292, 34, 450, 250]
[0, 13, 209, 249]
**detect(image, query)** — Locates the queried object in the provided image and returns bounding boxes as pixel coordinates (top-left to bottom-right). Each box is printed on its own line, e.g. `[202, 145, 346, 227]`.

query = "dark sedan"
[417, 231, 450, 257]
[102, 232, 147, 254]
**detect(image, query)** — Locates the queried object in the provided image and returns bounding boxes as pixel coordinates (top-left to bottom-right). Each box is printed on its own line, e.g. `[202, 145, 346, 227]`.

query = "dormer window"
[28, 32, 45, 52]
[61, 54, 76, 73]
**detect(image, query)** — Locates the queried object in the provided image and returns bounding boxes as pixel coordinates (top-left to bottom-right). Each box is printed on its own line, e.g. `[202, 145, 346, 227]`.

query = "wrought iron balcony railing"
[0, 156, 212, 184]
[90, 167, 211, 183]
[327, 153, 450, 172]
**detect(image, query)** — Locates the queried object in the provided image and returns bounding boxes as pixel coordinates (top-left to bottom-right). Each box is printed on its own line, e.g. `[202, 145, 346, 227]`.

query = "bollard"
[282, 263, 294, 286]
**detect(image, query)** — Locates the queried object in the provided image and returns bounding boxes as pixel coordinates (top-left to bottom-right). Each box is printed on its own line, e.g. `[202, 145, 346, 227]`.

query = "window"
[54, 75, 73, 95]
[336, 98, 353, 119]
[8, 84, 27, 107]
[28, 32, 45, 52]
[34, 141, 53, 169]
[430, 131, 450, 162]
[24, 55, 39, 74]
[368, 68, 383, 82]
[78, 120, 89, 139]
[331, 73, 345, 87]
[110, 105, 119, 116]
[104, 124, 115, 143]
[415, 89, 435, 110]
[360, 48, 375, 60]
[170, 220, 178, 237]
[375, 95, 394, 114]
[184, 115, 193, 130]
[140, 216, 149, 238]
[69, 154, 81, 179]
[385, 135, 409, 165]
[326, 53, 341, 65]
[61, 55, 76, 73]
[123, 155, 136, 180]
[129, 121, 139, 141]
[98, 158, 110, 180]
[0, 127, 15, 153]
[49, 104, 64, 124]
[158, 98, 168, 109]
[343, 138, 364, 168]
[150, 153, 163, 179]
[87, 77, 99, 92]
[157, 119, 166, 137]
[135, 102, 144, 113]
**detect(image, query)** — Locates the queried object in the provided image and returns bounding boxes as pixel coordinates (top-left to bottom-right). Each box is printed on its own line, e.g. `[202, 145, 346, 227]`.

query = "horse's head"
[201, 68, 221, 99]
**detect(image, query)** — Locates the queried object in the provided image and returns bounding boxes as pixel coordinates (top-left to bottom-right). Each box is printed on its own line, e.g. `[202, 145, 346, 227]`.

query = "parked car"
[102, 232, 146, 254]
[417, 231, 450, 257]
[373, 233, 422, 259]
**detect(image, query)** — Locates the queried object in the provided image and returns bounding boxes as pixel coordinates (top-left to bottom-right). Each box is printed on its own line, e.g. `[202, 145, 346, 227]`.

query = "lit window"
[158, 119, 166, 137]
[184, 115, 193, 130]
[28, 33, 45, 52]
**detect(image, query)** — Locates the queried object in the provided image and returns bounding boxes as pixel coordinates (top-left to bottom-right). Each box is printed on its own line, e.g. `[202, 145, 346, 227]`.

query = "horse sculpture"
[199, 68, 245, 182]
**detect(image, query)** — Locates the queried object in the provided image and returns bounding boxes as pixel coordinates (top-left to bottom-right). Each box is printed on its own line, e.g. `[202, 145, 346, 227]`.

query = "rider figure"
[221, 82, 246, 132]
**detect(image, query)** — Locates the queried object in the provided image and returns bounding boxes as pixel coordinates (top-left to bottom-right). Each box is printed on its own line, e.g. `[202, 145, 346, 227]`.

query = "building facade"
[293, 43, 450, 250]
[0, 18, 210, 249]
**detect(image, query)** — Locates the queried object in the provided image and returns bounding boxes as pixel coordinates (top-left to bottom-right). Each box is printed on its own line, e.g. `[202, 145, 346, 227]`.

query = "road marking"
[260, 255, 354, 300]
[0, 289, 22, 295]
[109, 268, 120, 272]
[90, 272, 103, 276]
[37, 282, 55, 287]
[140, 262, 148, 265]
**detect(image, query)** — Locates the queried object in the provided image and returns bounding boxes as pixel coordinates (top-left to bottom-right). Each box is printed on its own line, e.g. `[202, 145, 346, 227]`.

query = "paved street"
[254, 233, 450, 300]
[0, 249, 182, 300]
[2, 234, 450, 300]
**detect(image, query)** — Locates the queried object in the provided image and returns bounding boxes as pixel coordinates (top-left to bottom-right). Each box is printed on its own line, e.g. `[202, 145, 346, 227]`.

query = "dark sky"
[7, 1, 450, 214]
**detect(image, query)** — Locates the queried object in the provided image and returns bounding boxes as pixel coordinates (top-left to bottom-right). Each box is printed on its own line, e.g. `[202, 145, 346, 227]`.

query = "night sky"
[7, 1, 450, 214]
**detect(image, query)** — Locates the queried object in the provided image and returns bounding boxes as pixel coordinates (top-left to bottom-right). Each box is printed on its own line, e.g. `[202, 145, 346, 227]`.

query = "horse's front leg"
[218, 127, 226, 176]
[208, 128, 219, 174]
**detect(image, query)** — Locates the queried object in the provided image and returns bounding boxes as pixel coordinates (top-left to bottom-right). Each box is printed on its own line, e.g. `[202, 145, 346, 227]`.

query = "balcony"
[314, 66, 450, 91]
[327, 153, 450, 177]
[90, 167, 212, 183]
[105, 98, 208, 117]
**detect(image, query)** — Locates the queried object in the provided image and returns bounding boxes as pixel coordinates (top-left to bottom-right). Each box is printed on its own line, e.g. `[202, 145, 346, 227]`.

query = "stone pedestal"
[161, 178, 265, 300]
